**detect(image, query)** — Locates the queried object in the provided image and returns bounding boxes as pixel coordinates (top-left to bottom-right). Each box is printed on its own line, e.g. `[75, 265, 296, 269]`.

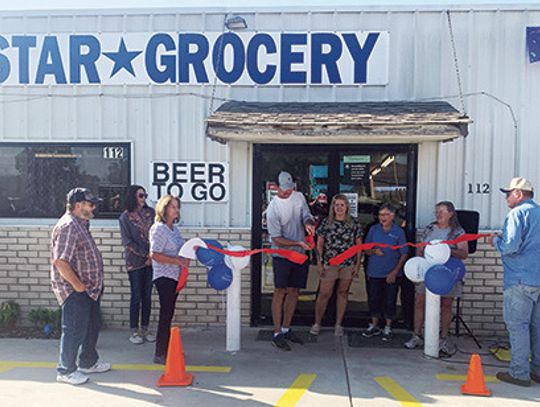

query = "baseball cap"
[499, 177, 534, 193]
[278, 171, 295, 190]
[66, 188, 102, 205]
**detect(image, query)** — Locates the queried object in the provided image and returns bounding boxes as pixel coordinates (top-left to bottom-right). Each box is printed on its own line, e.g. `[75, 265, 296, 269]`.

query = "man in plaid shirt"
[51, 188, 111, 385]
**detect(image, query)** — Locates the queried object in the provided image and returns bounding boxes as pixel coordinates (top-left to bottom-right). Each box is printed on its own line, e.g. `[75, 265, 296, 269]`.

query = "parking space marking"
[374, 376, 422, 407]
[0, 361, 231, 373]
[275, 373, 317, 407]
[436, 374, 498, 382]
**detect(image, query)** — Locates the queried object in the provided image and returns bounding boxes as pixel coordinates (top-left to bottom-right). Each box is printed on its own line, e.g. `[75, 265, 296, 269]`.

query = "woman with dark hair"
[119, 185, 156, 345]
[310, 194, 363, 337]
[363, 203, 408, 342]
[149, 195, 189, 364]
[404, 201, 469, 357]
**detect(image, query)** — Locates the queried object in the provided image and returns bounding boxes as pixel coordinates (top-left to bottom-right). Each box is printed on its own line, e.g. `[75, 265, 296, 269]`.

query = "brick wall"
[0, 226, 507, 338]
[457, 240, 506, 336]
[0, 226, 252, 329]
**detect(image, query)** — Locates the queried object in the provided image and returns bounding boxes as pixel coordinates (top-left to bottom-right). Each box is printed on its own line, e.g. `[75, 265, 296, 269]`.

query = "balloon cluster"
[195, 239, 250, 291]
[404, 240, 466, 295]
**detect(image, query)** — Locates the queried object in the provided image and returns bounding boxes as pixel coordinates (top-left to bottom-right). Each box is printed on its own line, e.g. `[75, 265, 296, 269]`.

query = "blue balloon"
[196, 239, 225, 267]
[43, 323, 53, 337]
[208, 263, 233, 291]
[424, 264, 457, 295]
[444, 257, 466, 281]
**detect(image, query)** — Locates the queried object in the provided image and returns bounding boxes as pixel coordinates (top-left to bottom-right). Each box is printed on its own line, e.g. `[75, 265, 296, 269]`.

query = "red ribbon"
[175, 262, 190, 293]
[305, 234, 315, 250]
[194, 233, 490, 273]
[328, 233, 491, 266]
[207, 244, 308, 265]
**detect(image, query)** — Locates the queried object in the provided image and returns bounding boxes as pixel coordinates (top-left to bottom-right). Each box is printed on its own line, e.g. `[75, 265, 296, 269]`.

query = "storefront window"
[339, 152, 408, 230]
[252, 144, 415, 327]
[0, 142, 131, 219]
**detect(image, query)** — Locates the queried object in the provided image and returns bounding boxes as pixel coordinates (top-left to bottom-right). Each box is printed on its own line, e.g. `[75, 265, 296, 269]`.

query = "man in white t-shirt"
[266, 171, 315, 351]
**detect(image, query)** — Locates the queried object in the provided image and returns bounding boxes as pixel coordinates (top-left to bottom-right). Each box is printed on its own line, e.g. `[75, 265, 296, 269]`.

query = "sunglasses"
[505, 190, 514, 198]
[138, 193, 148, 199]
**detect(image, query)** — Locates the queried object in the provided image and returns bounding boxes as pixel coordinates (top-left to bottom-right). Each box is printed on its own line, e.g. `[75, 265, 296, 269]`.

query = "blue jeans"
[57, 292, 102, 375]
[503, 284, 540, 380]
[367, 277, 401, 321]
[128, 266, 153, 330]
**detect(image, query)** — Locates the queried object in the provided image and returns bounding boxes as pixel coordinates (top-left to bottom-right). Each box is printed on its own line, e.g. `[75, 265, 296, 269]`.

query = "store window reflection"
[0, 143, 131, 219]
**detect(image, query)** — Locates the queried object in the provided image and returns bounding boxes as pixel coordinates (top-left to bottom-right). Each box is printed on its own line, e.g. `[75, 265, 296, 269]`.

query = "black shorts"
[273, 256, 309, 289]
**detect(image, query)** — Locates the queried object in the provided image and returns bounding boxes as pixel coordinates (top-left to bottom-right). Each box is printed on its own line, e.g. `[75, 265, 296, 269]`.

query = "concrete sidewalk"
[0, 327, 538, 407]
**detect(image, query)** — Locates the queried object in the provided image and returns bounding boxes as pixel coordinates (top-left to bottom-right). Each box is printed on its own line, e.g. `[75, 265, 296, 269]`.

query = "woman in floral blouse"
[119, 185, 156, 345]
[310, 194, 363, 337]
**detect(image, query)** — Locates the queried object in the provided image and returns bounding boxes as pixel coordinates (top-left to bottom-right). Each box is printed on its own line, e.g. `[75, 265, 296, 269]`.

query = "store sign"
[150, 161, 229, 203]
[0, 32, 389, 86]
[342, 192, 358, 218]
[343, 155, 370, 185]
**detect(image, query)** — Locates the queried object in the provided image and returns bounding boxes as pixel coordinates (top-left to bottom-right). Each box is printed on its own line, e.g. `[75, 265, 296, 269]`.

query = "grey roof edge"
[207, 101, 472, 125]
[212, 100, 467, 113]
[206, 100, 471, 143]
[206, 129, 465, 144]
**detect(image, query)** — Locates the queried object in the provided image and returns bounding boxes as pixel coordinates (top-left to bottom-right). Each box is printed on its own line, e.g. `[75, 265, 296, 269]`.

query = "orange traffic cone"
[156, 326, 193, 387]
[461, 353, 491, 396]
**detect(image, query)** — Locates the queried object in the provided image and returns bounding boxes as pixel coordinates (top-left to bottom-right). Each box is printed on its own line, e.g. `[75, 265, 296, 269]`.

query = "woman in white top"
[149, 195, 189, 364]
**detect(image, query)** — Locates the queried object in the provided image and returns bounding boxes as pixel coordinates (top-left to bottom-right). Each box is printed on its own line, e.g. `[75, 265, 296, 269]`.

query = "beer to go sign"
[150, 161, 229, 203]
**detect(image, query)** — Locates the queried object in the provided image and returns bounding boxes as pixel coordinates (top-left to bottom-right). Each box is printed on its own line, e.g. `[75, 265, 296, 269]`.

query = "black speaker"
[456, 210, 480, 254]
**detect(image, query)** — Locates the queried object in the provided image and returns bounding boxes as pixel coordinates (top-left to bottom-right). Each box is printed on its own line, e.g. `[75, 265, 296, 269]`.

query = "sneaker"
[142, 331, 156, 343]
[309, 324, 321, 336]
[153, 355, 166, 365]
[381, 326, 392, 342]
[531, 372, 540, 384]
[56, 370, 89, 385]
[272, 333, 291, 351]
[404, 334, 423, 349]
[439, 338, 454, 358]
[362, 324, 381, 338]
[496, 371, 531, 387]
[284, 329, 304, 345]
[78, 361, 111, 374]
[129, 332, 144, 344]
[334, 325, 344, 337]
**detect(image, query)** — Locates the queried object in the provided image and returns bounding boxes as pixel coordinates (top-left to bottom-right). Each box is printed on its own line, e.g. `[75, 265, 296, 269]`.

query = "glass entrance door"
[251, 144, 417, 327]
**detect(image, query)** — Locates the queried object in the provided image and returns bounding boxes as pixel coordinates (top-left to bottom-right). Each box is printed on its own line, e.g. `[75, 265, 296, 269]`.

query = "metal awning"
[206, 101, 471, 144]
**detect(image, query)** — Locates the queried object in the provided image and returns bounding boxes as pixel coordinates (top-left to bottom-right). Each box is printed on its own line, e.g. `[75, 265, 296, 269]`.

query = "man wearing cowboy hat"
[489, 177, 540, 387]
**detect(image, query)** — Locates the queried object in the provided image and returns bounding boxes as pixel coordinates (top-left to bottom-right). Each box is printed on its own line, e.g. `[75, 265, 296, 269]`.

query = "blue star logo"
[103, 38, 142, 78]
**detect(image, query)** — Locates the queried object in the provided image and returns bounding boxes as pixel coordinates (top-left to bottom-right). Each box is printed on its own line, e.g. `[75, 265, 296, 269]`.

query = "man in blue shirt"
[489, 177, 540, 387]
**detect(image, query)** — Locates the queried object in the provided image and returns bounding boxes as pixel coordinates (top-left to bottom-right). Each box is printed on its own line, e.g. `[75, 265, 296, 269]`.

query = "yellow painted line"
[436, 374, 498, 382]
[374, 376, 422, 407]
[275, 373, 317, 407]
[0, 361, 231, 373]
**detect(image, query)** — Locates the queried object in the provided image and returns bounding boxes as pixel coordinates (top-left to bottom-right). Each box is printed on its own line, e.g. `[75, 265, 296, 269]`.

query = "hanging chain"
[446, 10, 466, 116]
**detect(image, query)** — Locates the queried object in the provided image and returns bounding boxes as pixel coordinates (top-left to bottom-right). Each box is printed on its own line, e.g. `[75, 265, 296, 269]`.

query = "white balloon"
[224, 245, 251, 271]
[404, 256, 430, 282]
[424, 241, 451, 265]
[178, 238, 207, 260]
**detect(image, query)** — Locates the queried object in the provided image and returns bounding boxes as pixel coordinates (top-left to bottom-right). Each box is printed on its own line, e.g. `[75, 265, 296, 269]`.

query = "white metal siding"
[1, 6, 539, 228]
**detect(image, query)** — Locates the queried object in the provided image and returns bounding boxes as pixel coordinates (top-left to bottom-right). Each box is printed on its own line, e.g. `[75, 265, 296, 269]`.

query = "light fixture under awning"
[206, 101, 471, 144]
